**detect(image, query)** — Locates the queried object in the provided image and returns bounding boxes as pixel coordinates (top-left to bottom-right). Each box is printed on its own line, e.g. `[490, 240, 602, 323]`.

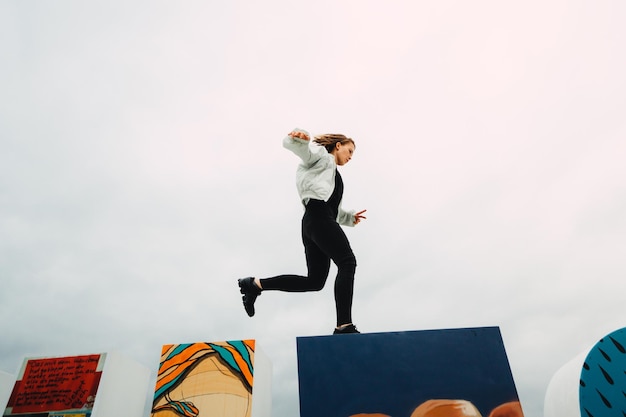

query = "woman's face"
[333, 142, 355, 166]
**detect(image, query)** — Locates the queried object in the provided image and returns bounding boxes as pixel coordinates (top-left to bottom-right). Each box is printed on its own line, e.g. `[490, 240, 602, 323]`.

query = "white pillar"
[0, 370, 14, 412]
[543, 349, 587, 417]
[251, 344, 272, 417]
[90, 351, 151, 417]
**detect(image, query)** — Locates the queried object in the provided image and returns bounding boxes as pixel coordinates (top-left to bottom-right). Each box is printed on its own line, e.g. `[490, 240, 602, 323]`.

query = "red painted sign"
[6, 354, 102, 414]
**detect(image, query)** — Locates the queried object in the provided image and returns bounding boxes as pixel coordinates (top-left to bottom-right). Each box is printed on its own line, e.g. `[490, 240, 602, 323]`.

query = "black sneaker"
[333, 324, 360, 334]
[238, 277, 261, 317]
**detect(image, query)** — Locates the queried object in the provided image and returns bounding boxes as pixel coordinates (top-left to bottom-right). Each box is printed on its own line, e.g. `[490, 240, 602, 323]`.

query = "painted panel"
[297, 327, 523, 417]
[3, 354, 105, 417]
[151, 340, 255, 417]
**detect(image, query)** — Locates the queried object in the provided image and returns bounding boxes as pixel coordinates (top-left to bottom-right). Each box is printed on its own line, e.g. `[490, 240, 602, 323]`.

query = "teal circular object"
[579, 328, 626, 417]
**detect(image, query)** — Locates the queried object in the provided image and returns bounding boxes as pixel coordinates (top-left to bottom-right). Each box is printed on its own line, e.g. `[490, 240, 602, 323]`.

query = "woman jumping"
[238, 128, 366, 335]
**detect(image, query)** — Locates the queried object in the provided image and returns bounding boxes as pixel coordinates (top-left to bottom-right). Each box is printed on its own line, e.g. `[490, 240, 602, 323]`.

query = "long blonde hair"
[313, 133, 355, 153]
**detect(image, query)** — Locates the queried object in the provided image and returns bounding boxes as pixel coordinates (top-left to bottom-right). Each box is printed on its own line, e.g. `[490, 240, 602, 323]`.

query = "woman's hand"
[354, 209, 367, 225]
[289, 130, 310, 141]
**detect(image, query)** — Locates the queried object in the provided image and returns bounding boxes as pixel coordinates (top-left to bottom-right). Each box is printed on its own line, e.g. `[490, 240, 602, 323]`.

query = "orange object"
[488, 401, 524, 417]
[410, 399, 483, 417]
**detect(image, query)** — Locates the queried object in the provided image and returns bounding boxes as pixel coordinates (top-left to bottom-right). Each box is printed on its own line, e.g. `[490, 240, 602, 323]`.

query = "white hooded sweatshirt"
[283, 129, 356, 227]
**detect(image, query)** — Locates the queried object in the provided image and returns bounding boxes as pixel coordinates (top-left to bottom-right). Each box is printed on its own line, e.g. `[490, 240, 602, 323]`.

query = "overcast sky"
[1, 1, 625, 416]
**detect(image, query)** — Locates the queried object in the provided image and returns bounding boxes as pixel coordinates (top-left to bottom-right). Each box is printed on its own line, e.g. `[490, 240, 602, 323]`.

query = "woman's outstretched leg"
[239, 235, 330, 316]
[260, 236, 330, 292]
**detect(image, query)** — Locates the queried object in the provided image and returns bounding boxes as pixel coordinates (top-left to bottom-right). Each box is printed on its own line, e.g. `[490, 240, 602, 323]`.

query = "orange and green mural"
[151, 340, 255, 417]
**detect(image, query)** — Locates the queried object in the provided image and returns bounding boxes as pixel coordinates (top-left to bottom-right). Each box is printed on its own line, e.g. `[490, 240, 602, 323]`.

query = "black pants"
[260, 199, 357, 326]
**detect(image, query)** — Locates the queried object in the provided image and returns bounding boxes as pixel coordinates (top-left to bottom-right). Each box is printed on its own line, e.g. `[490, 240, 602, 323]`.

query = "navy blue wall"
[297, 327, 520, 417]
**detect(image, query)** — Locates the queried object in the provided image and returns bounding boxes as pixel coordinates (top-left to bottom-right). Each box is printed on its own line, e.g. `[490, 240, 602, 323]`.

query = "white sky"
[1, 1, 626, 416]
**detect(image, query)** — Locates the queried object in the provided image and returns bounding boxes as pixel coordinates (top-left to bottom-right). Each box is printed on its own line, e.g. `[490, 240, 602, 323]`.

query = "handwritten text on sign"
[9, 354, 102, 414]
